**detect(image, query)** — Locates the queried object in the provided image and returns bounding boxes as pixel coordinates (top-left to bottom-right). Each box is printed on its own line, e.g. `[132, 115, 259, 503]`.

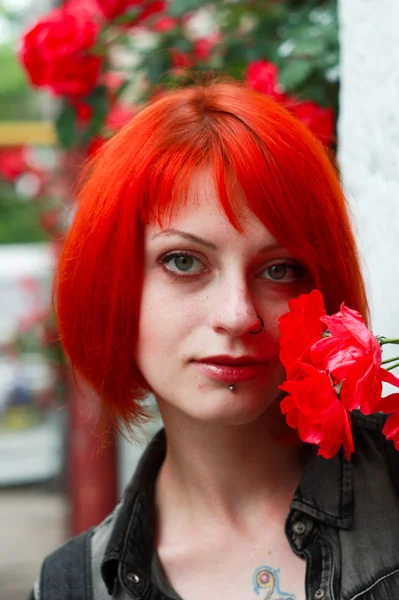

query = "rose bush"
[19, 0, 339, 152]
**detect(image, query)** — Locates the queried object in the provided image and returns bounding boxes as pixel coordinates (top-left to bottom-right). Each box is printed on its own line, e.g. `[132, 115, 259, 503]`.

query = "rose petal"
[380, 367, 399, 388]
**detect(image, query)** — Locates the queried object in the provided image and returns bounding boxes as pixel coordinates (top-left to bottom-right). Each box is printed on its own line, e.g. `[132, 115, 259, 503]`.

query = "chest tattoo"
[252, 566, 296, 600]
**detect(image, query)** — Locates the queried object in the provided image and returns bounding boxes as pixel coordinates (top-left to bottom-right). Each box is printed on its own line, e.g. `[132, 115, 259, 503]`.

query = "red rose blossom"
[383, 413, 399, 451]
[151, 15, 178, 33]
[105, 104, 136, 131]
[0, 147, 28, 182]
[87, 136, 106, 157]
[280, 364, 354, 459]
[193, 34, 221, 61]
[19, 5, 101, 97]
[49, 55, 102, 97]
[72, 100, 94, 124]
[136, 1, 166, 25]
[170, 48, 194, 69]
[279, 289, 327, 379]
[278, 289, 399, 457]
[288, 100, 335, 146]
[311, 304, 399, 414]
[94, 0, 141, 20]
[245, 60, 281, 99]
[20, 6, 98, 65]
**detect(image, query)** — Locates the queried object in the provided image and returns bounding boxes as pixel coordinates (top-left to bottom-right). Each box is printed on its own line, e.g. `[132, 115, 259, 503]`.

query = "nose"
[209, 276, 261, 338]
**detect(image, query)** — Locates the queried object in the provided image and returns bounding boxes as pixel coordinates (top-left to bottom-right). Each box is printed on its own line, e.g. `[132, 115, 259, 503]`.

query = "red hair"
[56, 80, 368, 427]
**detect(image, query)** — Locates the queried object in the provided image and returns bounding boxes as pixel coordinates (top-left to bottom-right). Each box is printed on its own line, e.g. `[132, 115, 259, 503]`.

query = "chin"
[184, 386, 275, 426]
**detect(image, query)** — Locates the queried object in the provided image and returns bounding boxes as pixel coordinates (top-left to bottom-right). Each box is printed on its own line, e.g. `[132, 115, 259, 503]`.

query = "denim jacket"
[31, 412, 399, 600]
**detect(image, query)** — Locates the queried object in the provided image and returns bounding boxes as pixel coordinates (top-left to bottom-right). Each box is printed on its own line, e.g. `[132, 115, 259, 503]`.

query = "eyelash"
[159, 251, 305, 283]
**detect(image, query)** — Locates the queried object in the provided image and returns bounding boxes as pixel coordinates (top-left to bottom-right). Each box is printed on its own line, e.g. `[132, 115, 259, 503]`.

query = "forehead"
[147, 167, 278, 246]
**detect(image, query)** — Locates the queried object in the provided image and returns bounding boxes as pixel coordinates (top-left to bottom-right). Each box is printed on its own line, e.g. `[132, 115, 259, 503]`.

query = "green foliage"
[0, 181, 47, 244]
[133, 0, 339, 116]
[0, 44, 42, 120]
[55, 105, 77, 149]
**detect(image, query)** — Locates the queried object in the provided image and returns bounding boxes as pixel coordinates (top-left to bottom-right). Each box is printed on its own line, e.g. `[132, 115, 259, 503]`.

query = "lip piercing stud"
[229, 385, 235, 392]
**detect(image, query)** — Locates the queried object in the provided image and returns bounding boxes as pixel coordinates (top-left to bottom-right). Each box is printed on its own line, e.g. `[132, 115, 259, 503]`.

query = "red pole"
[67, 377, 117, 535]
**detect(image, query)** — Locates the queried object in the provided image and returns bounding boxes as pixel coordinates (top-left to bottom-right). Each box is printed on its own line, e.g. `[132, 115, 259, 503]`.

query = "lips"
[196, 355, 266, 366]
[192, 355, 268, 383]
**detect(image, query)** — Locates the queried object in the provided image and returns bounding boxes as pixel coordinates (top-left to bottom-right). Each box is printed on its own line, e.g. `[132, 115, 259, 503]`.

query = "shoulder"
[350, 411, 399, 497]
[30, 528, 94, 600]
[30, 504, 122, 600]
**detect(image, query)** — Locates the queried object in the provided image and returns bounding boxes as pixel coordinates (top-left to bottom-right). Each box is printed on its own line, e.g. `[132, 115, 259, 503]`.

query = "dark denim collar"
[101, 424, 359, 595]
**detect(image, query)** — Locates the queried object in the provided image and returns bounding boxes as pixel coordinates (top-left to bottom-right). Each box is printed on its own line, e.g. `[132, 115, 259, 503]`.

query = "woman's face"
[135, 169, 312, 426]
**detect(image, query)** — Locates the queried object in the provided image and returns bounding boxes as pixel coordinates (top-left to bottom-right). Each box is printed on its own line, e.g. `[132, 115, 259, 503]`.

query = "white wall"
[338, 0, 399, 345]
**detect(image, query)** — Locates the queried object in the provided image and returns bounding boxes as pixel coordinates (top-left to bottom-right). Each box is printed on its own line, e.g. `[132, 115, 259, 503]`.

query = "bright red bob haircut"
[56, 80, 368, 427]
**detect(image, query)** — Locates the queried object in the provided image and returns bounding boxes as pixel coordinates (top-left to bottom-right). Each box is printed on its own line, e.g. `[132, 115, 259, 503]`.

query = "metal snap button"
[127, 572, 140, 584]
[292, 520, 306, 535]
[315, 589, 325, 599]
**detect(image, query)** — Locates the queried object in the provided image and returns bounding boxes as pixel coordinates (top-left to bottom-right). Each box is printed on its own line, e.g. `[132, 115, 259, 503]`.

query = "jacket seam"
[348, 567, 399, 600]
[291, 499, 350, 526]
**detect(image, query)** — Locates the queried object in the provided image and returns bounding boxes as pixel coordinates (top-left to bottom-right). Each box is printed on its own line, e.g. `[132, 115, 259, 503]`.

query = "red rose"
[0, 147, 28, 182]
[20, 6, 98, 65]
[280, 364, 354, 459]
[50, 55, 102, 97]
[245, 60, 281, 99]
[170, 49, 194, 69]
[136, 1, 166, 25]
[87, 136, 107, 157]
[383, 413, 399, 451]
[193, 33, 221, 61]
[288, 100, 335, 146]
[19, 5, 101, 97]
[105, 104, 136, 131]
[311, 305, 384, 414]
[151, 15, 178, 33]
[94, 0, 141, 20]
[279, 289, 327, 379]
[72, 100, 94, 124]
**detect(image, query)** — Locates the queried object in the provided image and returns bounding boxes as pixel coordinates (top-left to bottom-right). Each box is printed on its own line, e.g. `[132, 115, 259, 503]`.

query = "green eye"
[268, 264, 288, 280]
[262, 262, 304, 282]
[173, 255, 194, 271]
[161, 253, 204, 277]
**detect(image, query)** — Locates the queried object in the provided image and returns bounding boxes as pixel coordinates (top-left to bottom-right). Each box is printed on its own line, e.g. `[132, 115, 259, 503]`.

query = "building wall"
[338, 0, 399, 347]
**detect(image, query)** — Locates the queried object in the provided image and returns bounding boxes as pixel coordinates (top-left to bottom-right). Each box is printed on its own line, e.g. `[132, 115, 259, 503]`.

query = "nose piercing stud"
[229, 385, 235, 392]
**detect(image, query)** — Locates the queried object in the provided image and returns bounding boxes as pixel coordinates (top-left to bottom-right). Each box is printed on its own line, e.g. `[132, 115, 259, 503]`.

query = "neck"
[153, 400, 305, 539]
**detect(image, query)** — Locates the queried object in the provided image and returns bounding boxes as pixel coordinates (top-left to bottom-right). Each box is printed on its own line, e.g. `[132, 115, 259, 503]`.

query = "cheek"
[135, 280, 194, 363]
[262, 301, 289, 340]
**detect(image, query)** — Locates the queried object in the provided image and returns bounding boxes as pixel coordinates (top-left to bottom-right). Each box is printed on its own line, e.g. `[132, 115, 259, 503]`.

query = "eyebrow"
[151, 228, 283, 253]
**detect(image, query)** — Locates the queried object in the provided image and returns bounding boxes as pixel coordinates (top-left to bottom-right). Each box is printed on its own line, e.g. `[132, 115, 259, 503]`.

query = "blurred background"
[1, 0, 398, 598]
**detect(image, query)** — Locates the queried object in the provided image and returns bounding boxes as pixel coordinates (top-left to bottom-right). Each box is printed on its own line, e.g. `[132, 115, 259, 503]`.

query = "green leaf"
[144, 51, 172, 86]
[113, 8, 140, 25]
[116, 79, 130, 99]
[167, 0, 203, 17]
[292, 35, 326, 58]
[279, 60, 313, 90]
[55, 104, 77, 149]
[85, 85, 109, 140]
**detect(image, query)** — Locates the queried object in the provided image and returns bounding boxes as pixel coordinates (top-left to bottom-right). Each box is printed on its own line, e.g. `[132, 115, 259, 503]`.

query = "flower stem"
[385, 361, 399, 372]
[382, 355, 399, 365]
[379, 338, 399, 345]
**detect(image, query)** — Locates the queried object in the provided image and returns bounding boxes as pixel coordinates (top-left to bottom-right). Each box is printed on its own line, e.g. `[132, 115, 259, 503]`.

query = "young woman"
[30, 81, 399, 600]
